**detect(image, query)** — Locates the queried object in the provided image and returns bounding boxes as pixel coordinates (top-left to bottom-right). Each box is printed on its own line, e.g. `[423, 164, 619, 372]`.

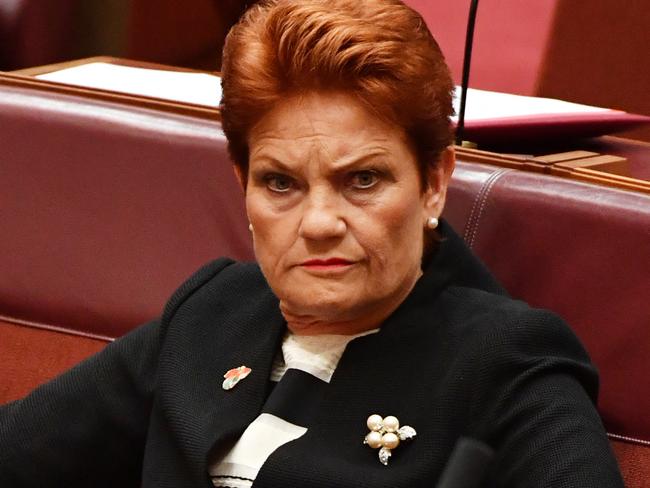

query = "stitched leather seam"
[0, 313, 114, 342]
[463, 169, 503, 244]
[464, 169, 511, 249]
[463, 190, 484, 243]
[607, 432, 650, 446]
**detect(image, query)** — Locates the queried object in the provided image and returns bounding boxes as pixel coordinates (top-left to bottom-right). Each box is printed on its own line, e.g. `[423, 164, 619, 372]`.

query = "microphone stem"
[456, 0, 480, 146]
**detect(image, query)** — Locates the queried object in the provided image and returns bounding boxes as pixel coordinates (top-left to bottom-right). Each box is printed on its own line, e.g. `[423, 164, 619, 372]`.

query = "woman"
[0, 0, 624, 487]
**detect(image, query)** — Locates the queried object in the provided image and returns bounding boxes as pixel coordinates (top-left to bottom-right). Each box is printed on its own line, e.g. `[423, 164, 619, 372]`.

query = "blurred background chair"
[404, 0, 650, 141]
[2, 0, 648, 139]
[0, 0, 247, 71]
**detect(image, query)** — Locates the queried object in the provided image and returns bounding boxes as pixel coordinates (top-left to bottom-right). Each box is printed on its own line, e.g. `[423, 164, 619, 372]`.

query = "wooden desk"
[3, 56, 221, 121]
[4, 56, 650, 194]
[456, 137, 650, 194]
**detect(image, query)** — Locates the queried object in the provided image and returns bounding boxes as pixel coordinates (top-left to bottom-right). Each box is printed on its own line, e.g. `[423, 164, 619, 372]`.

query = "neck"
[282, 311, 382, 336]
[281, 269, 423, 336]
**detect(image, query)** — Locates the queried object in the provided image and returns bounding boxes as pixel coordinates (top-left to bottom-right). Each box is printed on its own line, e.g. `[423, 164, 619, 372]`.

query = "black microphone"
[436, 437, 494, 488]
[455, 0, 480, 146]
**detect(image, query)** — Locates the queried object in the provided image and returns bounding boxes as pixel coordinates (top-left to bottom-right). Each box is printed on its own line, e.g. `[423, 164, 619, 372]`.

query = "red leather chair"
[0, 80, 253, 401]
[443, 160, 650, 487]
[403, 0, 650, 142]
[1, 76, 648, 486]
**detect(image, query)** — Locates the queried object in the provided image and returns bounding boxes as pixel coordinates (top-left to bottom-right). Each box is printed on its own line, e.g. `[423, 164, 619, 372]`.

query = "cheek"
[246, 196, 297, 272]
[358, 195, 424, 268]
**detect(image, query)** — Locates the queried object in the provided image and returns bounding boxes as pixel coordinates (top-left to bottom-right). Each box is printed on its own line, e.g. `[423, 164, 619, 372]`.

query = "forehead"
[248, 92, 412, 164]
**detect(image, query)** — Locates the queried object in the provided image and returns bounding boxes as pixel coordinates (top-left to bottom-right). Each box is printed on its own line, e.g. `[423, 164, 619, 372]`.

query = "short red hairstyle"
[220, 0, 454, 180]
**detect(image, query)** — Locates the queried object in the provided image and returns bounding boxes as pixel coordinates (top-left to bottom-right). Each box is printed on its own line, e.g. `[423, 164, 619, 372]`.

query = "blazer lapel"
[204, 297, 286, 451]
[157, 279, 286, 481]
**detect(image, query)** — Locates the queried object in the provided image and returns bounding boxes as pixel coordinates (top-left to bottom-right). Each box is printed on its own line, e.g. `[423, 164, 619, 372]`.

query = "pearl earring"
[248, 223, 253, 232]
[425, 217, 438, 230]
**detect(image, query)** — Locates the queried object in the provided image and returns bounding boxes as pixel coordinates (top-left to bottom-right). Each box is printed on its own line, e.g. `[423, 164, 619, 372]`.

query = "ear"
[422, 146, 455, 219]
[233, 164, 247, 193]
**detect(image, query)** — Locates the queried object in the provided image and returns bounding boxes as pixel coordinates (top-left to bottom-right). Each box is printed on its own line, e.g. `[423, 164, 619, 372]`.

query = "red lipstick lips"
[302, 258, 352, 266]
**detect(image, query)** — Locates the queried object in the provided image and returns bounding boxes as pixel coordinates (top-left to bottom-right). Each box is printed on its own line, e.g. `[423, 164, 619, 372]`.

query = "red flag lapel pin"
[222, 365, 252, 390]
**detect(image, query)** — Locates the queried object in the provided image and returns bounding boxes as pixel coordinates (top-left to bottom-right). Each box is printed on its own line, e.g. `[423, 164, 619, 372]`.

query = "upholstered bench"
[1, 79, 648, 486]
[445, 160, 650, 486]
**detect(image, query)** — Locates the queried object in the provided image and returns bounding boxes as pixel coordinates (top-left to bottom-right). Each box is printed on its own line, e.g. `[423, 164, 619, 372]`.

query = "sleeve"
[469, 308, 624, 488]
[0, 319, 162, 488]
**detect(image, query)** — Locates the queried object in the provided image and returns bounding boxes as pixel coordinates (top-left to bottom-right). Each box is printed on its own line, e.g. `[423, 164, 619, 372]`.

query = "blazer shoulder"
[441, 284, 535, 331]
[441, 285, 585, 357]
[440, 285, 599, 405]
[161, 258, 264, 326]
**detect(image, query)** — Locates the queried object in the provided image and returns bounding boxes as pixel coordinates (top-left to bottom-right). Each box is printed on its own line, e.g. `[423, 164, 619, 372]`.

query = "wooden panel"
[2, 59, 221, 121]
[456, 144, 650, 194]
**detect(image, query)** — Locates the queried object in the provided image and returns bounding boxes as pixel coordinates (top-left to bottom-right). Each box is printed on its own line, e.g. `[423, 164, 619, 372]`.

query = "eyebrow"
[250, 148, 391, 175]
[329, 149, 392, 172]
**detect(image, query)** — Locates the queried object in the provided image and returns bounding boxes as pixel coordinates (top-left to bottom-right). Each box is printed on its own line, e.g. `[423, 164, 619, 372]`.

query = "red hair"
[220, 0, 454, 180]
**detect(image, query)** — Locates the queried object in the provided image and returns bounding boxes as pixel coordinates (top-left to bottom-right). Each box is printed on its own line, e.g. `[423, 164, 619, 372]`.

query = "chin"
[281, 286, 362, 319]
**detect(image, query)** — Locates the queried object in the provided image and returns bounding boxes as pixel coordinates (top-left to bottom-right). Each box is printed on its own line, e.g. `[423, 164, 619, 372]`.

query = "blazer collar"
[379, 219, 506, 338]
[158, 274, 286, 484]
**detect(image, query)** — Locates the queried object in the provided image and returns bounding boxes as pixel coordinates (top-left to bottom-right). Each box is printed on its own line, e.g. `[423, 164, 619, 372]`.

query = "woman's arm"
[0, 319, 161, 487]
[470, 308, 624, 488]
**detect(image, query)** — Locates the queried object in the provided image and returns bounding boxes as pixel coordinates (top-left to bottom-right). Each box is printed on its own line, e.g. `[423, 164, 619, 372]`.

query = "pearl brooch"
[383, 415, 399, 433]
[363, 414, 417, 465]
[367, 414, 384, 431]
[365, 431, 383, 449]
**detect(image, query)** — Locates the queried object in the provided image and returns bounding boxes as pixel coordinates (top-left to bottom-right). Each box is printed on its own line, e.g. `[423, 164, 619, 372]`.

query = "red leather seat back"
[0, 84, 253, 340]
[444, 160, 650, 444]
[0, 319, 108, 402]
[610, 438, 650, 487]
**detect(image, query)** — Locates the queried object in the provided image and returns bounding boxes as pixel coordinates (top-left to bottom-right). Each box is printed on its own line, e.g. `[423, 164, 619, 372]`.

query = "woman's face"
[242, 92, 452, 335]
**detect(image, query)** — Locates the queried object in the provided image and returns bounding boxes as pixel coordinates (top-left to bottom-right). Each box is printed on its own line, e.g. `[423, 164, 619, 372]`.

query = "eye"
[349, 170, 380, 189]
[264, 173, 294, 193]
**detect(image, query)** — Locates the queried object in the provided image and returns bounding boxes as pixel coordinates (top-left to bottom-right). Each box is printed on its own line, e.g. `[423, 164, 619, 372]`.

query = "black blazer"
[0, 223, 623, 487]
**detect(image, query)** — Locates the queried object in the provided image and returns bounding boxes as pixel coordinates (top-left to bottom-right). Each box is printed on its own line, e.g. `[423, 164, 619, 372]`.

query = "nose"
[298, 188, 347, 241]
